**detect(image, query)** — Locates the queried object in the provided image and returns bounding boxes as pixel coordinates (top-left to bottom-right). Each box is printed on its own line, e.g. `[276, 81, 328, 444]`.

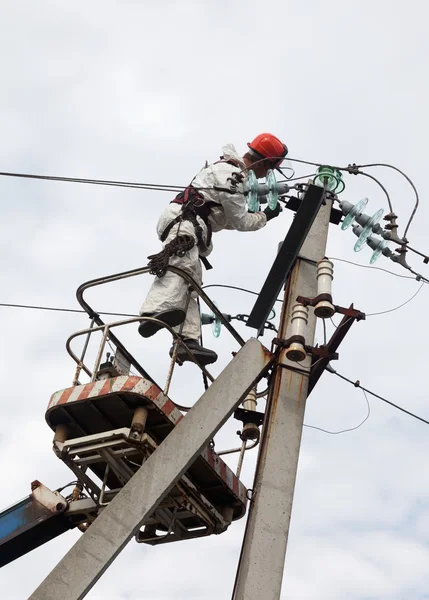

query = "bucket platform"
[46, 375, 248, 545]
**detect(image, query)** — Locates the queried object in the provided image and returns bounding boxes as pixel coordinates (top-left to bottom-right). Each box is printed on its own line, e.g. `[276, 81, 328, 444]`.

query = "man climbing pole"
[138, 133, 288, 366]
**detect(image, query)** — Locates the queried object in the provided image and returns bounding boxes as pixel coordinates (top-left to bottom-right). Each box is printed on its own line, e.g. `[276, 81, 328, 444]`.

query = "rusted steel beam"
[308, 305, 361, 395]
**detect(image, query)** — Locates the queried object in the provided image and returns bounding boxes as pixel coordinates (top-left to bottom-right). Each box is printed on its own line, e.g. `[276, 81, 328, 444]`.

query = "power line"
[0, 170, 184, 192]
[0, 167, 320, 200]
[353, 170, 393, 213]
[0, 274, 423, 320]
[0, 301, 136, 318]
[304, 389, 370, 435]
[329, 257, 417, 280]
[202, 283, 284, 302]
[3, 165, 427, 264]
[356, 162, 420, 238]
[366, 282, 425, 317]
[329, 367, 429, 427]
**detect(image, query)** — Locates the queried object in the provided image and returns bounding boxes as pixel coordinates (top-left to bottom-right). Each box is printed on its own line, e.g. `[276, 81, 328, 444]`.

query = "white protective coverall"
[140, 144, 267, 340]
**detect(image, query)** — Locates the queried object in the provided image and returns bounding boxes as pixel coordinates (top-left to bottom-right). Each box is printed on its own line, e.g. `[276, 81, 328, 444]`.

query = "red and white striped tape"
[48, 376, 247, 505]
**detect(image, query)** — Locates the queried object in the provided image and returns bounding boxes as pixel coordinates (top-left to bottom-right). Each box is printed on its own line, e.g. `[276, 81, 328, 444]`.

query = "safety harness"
[148, 158, 242, 278]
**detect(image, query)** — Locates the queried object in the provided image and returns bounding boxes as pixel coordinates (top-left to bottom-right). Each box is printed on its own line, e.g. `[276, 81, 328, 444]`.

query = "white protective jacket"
[192, 143, 267, 235]
[141, 144, 266, 340]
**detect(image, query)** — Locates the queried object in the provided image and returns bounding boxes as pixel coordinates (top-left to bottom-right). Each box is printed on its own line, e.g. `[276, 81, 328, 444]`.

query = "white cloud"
[1, 1, 429, 598]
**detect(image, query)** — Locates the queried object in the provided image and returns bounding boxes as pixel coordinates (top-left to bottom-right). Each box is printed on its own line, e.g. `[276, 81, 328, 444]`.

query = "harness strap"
[159, 161, 242, 269]
[159, 211, 213, 270]
[214, 157, 242, 168]
[160, 216, 182, 243]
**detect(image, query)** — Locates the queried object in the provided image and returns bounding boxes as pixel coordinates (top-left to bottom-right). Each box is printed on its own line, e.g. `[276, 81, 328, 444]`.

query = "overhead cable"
[0, 301, 136, 318]
[356, 162, 420, 238]
[329, 257, 417, 280]
[304, 389, 370, 435]
[1, 274, 423, 320]
[329, 367, 429, 427]
[0, 170, 184, 192]
[366, 282, 425, 317]
[202, 283, 284, 302]
[352, 170, 393, 212]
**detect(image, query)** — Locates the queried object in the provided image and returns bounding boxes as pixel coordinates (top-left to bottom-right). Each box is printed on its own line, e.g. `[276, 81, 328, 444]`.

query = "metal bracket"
[31, 481, 68, 515]
[308, 304, 363, 395]
[272, 337, 338, 362]
[234, 408, 265, 428]
[272, 335, 305, 349]
[296, 296, 366, 321]
[285, 195, 343, 225]
[306, 346, 338, 361]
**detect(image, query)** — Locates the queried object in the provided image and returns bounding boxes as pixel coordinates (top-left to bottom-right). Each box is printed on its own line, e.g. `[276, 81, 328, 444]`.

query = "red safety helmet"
[247, 133, 288, 169]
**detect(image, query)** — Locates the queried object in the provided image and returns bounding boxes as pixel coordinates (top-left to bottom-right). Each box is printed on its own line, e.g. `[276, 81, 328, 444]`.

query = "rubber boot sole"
[170, 341, 218, 366]
[138, 309, 186, 338]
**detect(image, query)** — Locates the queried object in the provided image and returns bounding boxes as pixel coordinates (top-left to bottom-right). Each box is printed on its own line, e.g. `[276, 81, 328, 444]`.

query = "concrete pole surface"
[233, 197, 332, 600]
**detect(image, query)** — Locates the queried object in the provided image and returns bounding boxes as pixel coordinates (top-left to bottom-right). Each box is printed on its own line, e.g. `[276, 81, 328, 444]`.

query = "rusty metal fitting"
[234, 404, 265, 441]
[54, 424, 69, 445]
[273, 334, 307, 362]
[241, 422, 261, 442]
[31, 481, 68, 514]
[129, 407, 149, 441]
[221, 505, 235, 526]
[305, 345, 339, 361]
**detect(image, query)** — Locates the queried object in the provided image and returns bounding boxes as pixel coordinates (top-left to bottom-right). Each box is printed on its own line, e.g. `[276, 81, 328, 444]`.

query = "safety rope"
[147, 235, 195, 278]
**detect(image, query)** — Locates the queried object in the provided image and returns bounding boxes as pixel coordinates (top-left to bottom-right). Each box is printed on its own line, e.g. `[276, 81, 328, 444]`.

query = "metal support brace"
[29, 338, 273, 600]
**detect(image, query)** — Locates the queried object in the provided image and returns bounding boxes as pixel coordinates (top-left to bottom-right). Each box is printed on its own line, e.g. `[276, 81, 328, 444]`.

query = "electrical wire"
[353, 170, 393, 213]
[366, 282, 424, 317]
[304, 389, 370, 435]
[329, 257, 417, 280]
[285, 157, 324, 168]
[329, 315, 354, 335]
[0, 170, 184, 192]
[330, 317, 338, 330]
[2, 276, 422, 322]
[0, 301, 137, 317]
[322, 319, 327, 345]
[202, 283, 284, 303]
[55, 481, 80, 493]
[0, 164, 313, 195]
[329, 367, 429, 427]
[277, 173, 317, 184]
[356, 163, 420, 238]
[3, 159, 417, 239]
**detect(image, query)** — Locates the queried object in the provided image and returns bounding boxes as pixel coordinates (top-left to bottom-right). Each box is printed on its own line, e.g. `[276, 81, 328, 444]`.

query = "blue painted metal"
[0, 495, 73, 567]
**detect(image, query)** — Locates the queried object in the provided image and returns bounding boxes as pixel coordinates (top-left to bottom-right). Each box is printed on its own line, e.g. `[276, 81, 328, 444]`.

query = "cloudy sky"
[1, 1, 429, 598]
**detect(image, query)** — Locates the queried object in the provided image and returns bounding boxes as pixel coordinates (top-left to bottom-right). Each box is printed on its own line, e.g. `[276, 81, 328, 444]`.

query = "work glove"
[264, 203, 283, 222]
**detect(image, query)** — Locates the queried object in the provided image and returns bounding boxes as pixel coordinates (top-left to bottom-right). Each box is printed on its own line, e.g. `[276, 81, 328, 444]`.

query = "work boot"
[138, 309, 186, 338]
[169, 338, 218, 366]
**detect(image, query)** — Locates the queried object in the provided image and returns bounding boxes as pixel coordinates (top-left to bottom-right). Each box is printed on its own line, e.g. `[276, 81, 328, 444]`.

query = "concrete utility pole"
[233, 196, 332, 600]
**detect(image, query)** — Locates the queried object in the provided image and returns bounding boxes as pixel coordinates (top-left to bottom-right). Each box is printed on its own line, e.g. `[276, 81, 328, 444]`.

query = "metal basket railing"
[67, 265, 246, 396]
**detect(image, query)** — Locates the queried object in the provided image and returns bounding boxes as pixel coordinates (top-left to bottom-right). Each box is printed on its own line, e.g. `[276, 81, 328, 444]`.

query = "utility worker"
[138, 133, 288, 365]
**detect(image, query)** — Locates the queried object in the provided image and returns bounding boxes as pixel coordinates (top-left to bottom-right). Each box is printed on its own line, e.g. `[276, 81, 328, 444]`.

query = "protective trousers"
[140, 204, 209, 340]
